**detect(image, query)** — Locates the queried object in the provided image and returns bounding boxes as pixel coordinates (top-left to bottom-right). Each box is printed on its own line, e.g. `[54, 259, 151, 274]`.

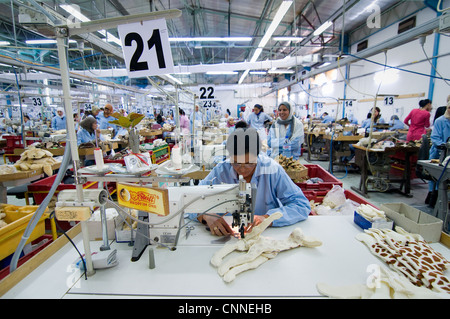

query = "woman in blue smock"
[196, 125, 311, 236]
[427, 103, 450, 204]
[77, 116, 103, 145]
[247, 104, 272, 142]
[267, 102, 304, 160]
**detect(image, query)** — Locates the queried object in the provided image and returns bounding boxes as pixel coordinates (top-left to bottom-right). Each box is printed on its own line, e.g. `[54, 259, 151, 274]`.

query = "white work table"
[2, 215, 449, 299]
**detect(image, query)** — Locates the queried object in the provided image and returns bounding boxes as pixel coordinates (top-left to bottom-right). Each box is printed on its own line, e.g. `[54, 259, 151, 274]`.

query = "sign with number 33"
[118, 18, 174, 78]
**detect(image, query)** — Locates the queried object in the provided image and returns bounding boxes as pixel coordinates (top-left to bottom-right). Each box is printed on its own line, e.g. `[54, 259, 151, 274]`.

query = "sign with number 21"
[118, 18, 174, 78]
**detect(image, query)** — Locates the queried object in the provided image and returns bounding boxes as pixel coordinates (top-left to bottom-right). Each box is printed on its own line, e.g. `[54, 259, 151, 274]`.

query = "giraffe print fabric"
[356, 227, 450, 294]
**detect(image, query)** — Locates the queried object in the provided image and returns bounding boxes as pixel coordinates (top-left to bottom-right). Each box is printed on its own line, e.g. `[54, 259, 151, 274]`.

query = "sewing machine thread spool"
[172, 145, 182, 170]
[94, 148, 104, 170]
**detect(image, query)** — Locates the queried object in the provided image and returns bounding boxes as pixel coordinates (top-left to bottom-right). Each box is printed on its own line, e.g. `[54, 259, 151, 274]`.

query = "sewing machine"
[131, 179, 256, 261]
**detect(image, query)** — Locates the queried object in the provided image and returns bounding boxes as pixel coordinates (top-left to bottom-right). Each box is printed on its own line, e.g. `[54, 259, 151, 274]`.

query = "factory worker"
[361, 112, 372, 129]
[97, 104, 117, 132]
[197, 124, 311, 236]
[51, 107, 66, 130]
[427, 102, 450, 205]
[77, 116, 104, 145]
[321, 112, 334, 124]
[389, 115, 405, 130]
[190, 104, 203, 127]
[247, 104, 272, 141]
[267, 101, 304, 160]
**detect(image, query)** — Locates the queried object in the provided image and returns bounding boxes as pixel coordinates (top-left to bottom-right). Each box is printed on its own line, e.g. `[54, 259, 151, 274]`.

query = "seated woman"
[77, 116, 105, 166]
[196, 124, 311, 236]
[267, 101, 304, 160]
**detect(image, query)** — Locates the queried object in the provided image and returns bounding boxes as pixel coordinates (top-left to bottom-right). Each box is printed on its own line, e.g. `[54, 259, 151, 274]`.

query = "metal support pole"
[56, 33, 95, 276]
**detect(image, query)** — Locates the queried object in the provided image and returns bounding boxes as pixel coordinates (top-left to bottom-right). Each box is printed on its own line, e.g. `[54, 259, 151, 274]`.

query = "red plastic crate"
[303, 188, 378, 215]
[27, 175, 99, 205]
[295, 164, 343, 191]
[3, 135, 23, 148]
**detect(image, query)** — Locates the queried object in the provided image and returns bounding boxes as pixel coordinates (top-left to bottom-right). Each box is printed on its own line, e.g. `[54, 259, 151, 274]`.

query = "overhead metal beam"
[260, 15, 440, 97]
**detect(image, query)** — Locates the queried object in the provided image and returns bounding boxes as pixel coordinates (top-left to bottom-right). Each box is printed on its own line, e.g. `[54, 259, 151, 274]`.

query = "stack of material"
[13, 146, 59, 176]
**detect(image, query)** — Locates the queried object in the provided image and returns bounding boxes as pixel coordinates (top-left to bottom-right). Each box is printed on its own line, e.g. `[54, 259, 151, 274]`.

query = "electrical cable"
[419, 37, 450, 87]
[346, 53, 450, 82]
[49, 211, 87, 280]
[9, 140, 72, 273]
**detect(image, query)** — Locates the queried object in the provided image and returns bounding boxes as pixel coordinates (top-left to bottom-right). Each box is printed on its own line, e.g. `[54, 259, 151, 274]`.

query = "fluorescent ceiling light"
[166, 74, 183, 85]
[239, 0, 292, 84]
[249, 71, 267, 75]
[60, 4, 121, 46]
[0, 41, 10, 46]
[272, 36, 303, 42]
[206, 71, 238, 75]
[26, 39, 76, 44]
[313, 21, 333, 36]
[268, 69, 295, 74]
[170, 37, 252, 42]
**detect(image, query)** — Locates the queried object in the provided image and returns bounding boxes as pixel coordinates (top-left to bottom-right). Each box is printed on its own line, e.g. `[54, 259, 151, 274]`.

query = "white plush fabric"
[211, 212, 322, 282]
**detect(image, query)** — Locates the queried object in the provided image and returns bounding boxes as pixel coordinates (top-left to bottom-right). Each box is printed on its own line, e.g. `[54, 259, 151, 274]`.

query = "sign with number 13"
[118, 18, 174, 78]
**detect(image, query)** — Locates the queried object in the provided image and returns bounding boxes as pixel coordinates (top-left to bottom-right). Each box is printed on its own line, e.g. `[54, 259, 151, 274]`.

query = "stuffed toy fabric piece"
[210, 212, 322, 283]
[13, 146, 58, 176]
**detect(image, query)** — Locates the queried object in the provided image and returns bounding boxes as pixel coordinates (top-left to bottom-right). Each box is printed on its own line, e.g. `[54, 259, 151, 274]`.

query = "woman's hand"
[199, 214, 233, 236]
[245, 214, 269, 233]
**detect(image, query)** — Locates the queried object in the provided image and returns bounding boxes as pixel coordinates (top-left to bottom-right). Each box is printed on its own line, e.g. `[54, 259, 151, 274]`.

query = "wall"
[282, 4, 450, 125]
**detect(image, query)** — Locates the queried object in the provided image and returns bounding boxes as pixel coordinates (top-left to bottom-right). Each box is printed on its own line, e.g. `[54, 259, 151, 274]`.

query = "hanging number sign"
[118, 18, 174, 78]
[197, 85, 218, 109]
[383, 96, 394, 106]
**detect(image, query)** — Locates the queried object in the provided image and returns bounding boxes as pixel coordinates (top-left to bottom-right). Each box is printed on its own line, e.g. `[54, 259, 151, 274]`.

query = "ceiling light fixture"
[170, 37, 252, 42]
[60, 4, 121, 46]
[267, 69, 295, 74]
[26, 39, 76, 44]
[239, 0, 293, 84]
[313, 21, 333, 36]
[0, 41, 10, 46]
[249, 71, 267, 75]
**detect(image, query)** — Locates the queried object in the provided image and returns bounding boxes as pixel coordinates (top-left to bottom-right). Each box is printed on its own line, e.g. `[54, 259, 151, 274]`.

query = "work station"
[0, 0, 449, 303]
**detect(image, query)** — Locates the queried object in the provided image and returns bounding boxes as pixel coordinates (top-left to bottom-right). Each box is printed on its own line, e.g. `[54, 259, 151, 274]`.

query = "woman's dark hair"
[235, 120, 248, 129]
[419, 99, 432, 108]
[179, 108, 185, 115]
[226, 126, 260, 159]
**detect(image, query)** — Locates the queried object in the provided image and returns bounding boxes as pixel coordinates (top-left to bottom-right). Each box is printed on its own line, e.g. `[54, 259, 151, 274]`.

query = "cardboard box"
[380, 203, 443, 243]
[354, 211, 393, 230]
[286, 166, 308, 181]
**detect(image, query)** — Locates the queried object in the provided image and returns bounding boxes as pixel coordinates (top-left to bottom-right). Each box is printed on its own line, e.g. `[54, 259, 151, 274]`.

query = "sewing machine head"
[146, 181, 256, 243]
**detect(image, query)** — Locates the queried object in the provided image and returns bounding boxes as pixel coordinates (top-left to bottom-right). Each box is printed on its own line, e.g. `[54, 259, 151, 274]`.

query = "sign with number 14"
[118, 18, 174, 78]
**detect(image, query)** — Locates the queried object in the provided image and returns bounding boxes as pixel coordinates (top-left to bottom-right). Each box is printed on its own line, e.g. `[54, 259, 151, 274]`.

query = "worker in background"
[51, 107, 66, 131]
[427, 100, 450, 206]
[433, 94, 450, 124]
[267, 101, 304, 160]
[190, 105, 203, 127]
[247, 104, 272, 142]
[361, 112, 372, 129]
[97, 104, 117, 133]
[23, 115, 33, 129]
[388, 115, 405, 131]
[77, 116, 104, 146]
[321, 112, 334, 124]
[403, 99, 432, 142]
[196, 124, 311, 236]
[362, 107, 385, 132]
[179, 108, 190, 134]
